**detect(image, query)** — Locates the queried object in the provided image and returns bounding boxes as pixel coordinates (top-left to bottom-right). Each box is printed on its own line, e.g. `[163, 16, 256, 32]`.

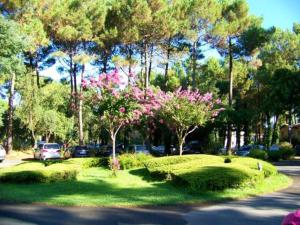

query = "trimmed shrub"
[0, 165, 78, 183]
[145, 155, 278, 192]
[267, 142, 295, 161]
[80, 157, 110, 168]
[118, 153, 153, 170]
[231, 157, 277, 178]
[279, 142, 293, 149]
[268, 150, 281, 161]
[144, 154, 223, 172]
[173, 165, 264, 191]
[279, 142, 295, 160]
[224, 158, 232, 163]
[248, 149, 268, 160]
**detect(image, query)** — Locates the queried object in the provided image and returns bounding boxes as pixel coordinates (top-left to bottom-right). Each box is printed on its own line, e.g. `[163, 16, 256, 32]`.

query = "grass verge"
[0, 166, 291, 207]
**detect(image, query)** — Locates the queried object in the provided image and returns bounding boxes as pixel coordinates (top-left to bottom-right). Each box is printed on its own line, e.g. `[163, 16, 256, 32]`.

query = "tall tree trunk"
[140, 46, 144, 84]
[226, 37, 233, 154]
[264, 113, 271, 149]
[78, 64, 85, 145]
[237, 125, 241, 149]
[244, 122, 250, 145]
[271, 115, 279, 144]
[148, 44, 154, 85]
[6, 72, 15, 154]
[144, 42, 149, 89]
[73, 63, 78, 107]
[102, 53, 108, 73]
[70, 55, 74, 104]
[35, 60, 40, 88]
[164, 39, 171, 89]
[192, 41, 197, 89]
[288, 110, 292, 144]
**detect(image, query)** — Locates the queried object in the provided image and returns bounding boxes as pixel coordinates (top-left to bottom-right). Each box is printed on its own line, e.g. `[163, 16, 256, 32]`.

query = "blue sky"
[247, 0, 300, 30]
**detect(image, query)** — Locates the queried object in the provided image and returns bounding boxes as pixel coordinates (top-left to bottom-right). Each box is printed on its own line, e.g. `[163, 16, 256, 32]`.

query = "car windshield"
[0, 145, 4, 151]
[44, 144, 60, 149]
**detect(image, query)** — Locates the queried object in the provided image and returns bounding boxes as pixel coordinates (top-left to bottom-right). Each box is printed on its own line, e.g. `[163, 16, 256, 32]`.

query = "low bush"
[267, 142, 295, 161]
[145, 155, 277, 192]
[248, 149, 268, 160]
[173, 165, 264, 191]
[79, 157, 110, 168]
[0, 163, 78, 183]
[279, 142, 293, 149]
[268, 150, 281, 161]
[118, 153, 153, 170]
[231, 157, 277, 178]
[144, 154, 223, 172]
[279, 142, 295, 160]
[224, 158, 232, 163]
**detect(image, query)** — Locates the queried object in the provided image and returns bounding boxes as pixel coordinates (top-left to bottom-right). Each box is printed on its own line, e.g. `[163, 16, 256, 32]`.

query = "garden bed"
[0, 155, 291, 206]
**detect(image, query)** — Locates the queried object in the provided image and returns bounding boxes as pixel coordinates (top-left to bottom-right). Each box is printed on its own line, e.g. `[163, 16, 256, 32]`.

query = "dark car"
[183, 141, 202, 154]
[99, 144, 123, 157]
[65, 146, 90, 158]
[235, 145, 251, 156]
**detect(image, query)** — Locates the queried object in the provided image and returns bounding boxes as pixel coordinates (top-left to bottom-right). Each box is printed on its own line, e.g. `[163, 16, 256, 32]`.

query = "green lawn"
[0, 165, 291, 207]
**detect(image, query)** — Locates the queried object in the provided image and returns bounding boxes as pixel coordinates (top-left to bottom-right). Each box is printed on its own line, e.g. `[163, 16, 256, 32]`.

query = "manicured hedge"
[118, 153, 153, 170]
[144, 155, 278, 192]
[80, 157, 110, 168]
[230, 157, 277, 178]
[173, 164, 264, 191]
[0, 162, 78, 183]
[248, 149, 268, 160]
[145, 154, 223, 172]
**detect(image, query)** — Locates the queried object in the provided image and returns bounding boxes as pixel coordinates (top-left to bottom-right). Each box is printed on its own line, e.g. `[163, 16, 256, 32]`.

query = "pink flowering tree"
[159, 88, 223, 155]
[84, 70, 161, 161]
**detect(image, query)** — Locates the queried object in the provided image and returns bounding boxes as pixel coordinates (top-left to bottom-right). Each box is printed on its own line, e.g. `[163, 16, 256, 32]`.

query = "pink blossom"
[159, 119, 164, 124]
[216, 99, 222, 104]
[119, 107, 126, 113]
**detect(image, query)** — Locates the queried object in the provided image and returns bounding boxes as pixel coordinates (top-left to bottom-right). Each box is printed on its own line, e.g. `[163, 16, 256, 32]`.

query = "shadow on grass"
[129, 168, 158, 182]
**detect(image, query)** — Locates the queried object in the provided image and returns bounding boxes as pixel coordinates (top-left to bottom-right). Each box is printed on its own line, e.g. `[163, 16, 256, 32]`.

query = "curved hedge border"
[144, 155, 278, 192]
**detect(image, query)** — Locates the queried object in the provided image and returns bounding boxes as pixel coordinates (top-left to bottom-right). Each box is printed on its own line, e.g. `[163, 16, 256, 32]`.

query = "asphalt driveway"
[0, 161, 299, 225]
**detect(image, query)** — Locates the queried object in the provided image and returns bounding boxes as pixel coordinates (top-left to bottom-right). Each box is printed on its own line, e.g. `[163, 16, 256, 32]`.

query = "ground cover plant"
[0, 155, 291, 206]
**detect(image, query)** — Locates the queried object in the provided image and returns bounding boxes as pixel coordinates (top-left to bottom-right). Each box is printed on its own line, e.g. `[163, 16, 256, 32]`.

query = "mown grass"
[0, 165, 291, 207]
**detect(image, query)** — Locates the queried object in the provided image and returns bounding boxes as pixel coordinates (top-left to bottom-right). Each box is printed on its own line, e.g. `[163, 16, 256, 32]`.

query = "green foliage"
[145, 155, 277, 191]
[268, 150, 281, 162]
[267, 142, 295, 161]
[145, 154, 223, 172]
[118, 153, 153, 170]
[278, 142, 295, 160]
[248, 149, 268, 160]
[224, 158, 232, 163]
[80, 157, 110, 168]
[0, 162, 78, 183]
[175, 165, 264, 191]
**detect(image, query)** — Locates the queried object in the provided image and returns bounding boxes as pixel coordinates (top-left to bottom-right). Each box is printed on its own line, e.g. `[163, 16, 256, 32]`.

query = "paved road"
[0, 161, 299, 225]
[0, 159, 23, 168]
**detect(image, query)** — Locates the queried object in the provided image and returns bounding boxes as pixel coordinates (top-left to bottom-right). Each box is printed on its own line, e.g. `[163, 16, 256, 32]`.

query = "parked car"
[130, 145, 150, 154]
[99, 144, 123, 157]
[34, 143, 61, 160]
[0, 144, 6, 162]
[65, 146, 90, 158]
[269, 144, 280, 151]
[235, 145, 251, 156]
[151, 145, 166, 156]
[182, 141, 202, 154]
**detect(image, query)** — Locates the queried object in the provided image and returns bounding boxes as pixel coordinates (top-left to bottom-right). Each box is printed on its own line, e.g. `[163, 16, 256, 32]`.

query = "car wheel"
[0, 160, 3, 163]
